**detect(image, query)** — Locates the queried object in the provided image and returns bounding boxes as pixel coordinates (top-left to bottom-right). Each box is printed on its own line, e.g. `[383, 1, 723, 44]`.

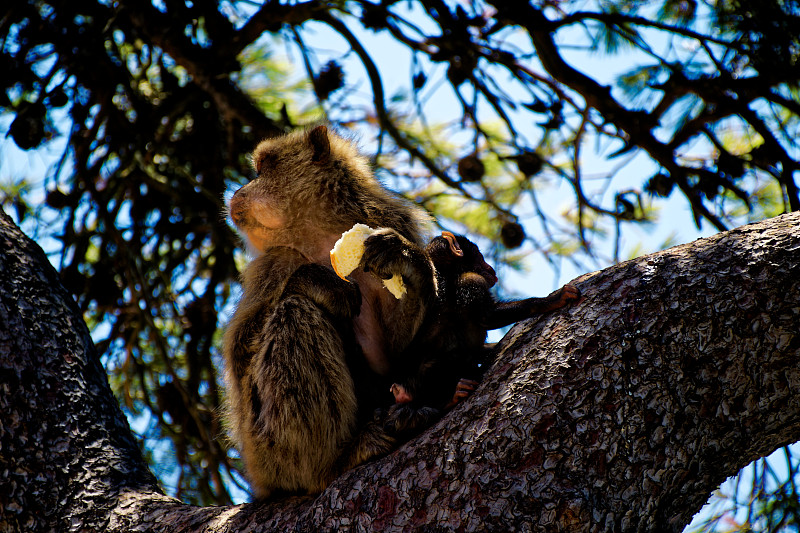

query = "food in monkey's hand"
[331, 223, 407, 299]
[329, 223, 373, 278]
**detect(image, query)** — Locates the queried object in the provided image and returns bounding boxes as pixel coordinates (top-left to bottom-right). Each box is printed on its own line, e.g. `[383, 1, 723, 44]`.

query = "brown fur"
[223, 125, 433, 499]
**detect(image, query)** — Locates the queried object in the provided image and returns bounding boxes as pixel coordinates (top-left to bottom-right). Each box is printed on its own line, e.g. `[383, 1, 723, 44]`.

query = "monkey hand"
[551, 284, 581, 306]
[444, 378, 479, 410]
[382, 402, 441, 441]
[331, 225, 410, 298]
[361, 229, 432, 298]
[360, 229, 409, 279]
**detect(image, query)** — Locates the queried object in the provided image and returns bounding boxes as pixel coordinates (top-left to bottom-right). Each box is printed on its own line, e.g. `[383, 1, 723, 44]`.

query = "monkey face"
[475, 257, 498, 287]
[428, 232, 498, 288]
[229, 126, 379, 254]
[227, 129, 321, 252]
[228, 186, 286, 253]
[454, 236, 497, 287]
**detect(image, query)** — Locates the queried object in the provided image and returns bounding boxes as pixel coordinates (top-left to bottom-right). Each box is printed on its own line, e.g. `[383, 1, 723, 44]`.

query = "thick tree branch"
[1, 209, 799, 531]
[0, 210, 161, 531]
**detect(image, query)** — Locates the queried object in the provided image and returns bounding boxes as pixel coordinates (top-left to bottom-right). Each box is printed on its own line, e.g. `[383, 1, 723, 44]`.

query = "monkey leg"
[382, 402, 441, 442]
[236, 291, 400, 499]
[237, 295, 361, 499]
[334, 418, 396, 474]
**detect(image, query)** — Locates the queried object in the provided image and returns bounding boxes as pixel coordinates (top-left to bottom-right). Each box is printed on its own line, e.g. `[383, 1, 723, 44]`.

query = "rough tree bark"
[1, 208, 799, 532]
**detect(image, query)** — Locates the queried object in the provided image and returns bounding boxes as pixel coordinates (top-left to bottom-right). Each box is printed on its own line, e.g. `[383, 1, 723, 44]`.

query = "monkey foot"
[390, 383, 413, 404]
[445, 378, 479, 409]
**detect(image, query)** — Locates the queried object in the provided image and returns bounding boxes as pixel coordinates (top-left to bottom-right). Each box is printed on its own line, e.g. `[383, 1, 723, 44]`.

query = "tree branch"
[3, 208, 799, 531]
[493, 3, 730, 231]
[555, 11, 739, 49]
[121, 2, 284, 140]
[0, 209, 161, 531]
[318, 12, 468, 192]
[231, 0, 324, 56]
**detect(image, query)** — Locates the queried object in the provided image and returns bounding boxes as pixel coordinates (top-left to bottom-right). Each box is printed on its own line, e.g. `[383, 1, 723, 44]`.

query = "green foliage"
[0, 178, 31, 222]
[712, 0, 800, 73]
[658, 0, 698, 27]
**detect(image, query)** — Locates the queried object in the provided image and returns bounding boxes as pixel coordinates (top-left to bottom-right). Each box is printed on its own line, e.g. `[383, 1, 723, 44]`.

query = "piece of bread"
[379, 273, 406, 299]
[330, 223, 374, 279]
[330, 224, 407, 299]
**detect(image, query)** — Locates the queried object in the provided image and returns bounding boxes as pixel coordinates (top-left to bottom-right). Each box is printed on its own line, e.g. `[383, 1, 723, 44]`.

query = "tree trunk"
[1, 209, 799, 532]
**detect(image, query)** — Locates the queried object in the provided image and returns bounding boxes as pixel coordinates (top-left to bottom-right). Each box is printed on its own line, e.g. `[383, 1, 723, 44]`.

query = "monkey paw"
[383, 403, 440, 440]
[445, 378, 479, 409]
[556, 284, 581, 305]
[360, 229, 411, 281]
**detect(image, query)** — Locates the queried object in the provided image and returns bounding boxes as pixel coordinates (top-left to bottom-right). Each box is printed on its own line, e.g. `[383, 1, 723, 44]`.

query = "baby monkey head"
[427, 231, 498, 288]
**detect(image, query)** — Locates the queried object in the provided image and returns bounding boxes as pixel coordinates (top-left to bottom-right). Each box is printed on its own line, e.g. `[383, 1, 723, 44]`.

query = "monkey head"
[427, 231, 498, 287]
[228, 125, 390, 255]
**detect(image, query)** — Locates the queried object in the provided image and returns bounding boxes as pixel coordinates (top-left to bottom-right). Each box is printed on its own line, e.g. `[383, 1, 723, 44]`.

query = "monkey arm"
[483, 284, 581, 330]
[358, 229, 438, 357]
[360, 229, 436, 300]
[280, 263, 362, 320]
[225, 246, 314, 382]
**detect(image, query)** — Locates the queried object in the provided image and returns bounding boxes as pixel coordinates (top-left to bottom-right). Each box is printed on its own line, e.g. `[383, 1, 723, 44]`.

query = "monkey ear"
[252, 143, 276, 175]
[442, 231, 463, 257]
[309, 125, 331, 164]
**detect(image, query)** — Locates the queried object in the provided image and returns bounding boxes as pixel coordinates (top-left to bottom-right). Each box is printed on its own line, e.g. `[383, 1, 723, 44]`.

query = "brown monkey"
[223, 126, 436, 499]
[384, 231, 581, 437]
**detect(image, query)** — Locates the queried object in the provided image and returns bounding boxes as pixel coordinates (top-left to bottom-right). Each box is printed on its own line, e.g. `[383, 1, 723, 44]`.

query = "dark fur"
[384, 233, 582, 438]
[223, 126, 433, 499]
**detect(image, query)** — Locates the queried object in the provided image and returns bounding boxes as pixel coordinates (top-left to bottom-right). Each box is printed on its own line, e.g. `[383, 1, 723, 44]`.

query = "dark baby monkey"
[223, 125, 435, 499]
[385, 231, 581, 437]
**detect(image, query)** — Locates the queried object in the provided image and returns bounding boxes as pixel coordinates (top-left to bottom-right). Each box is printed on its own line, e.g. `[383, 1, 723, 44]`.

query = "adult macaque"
[223, 125, 435, 499]
[224, 125, 579, 499]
